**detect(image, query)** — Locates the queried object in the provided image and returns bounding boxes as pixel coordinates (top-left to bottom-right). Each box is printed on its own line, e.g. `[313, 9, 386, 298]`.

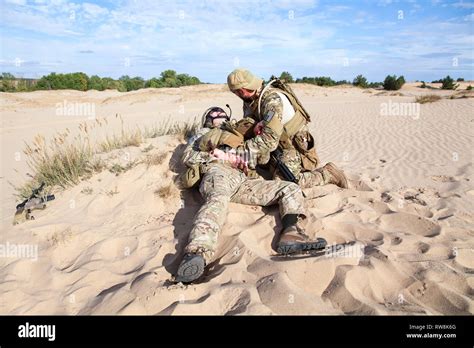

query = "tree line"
[278, 72, 468, 90]
[1, 70, 469, 92]
[0, 70, 201, 92]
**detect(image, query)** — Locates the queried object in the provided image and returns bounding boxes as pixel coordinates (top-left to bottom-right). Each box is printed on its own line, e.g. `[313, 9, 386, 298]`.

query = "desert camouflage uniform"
[182, 128, 305, 263]
[243, 87, 330, 189]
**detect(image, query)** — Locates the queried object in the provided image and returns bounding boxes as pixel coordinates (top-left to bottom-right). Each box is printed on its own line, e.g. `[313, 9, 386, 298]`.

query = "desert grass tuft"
[415, 94, 442, 104]
[154, 184, 174, 198]
[16, 115, 199, 198]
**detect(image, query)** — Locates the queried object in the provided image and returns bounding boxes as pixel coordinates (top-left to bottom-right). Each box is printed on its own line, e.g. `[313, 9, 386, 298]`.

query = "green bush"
[163, 77, 179, 87]
[36, 72, 89, 91]
[88, 75, 105, 91]
[353, 74, 369, 88]
[315, 76, 336, 86]
[0, 72, 16, 91]
[101, 77, 124, 91]
[143, 71, 201, 88]
[420, 81, 426, 88]
[35, 73, 59, 90]
[176, 73, 200, 86]
[294, 76, 381, 87]
[467, 85, 473, 90]
[383, 75, 405, 90]
[279, 71, 294, 83]
[368, 82, 383, 88]
[161, 70, 177, 80]
[295, 76, 336, 86]
[440, 75, 459, 90]
[145, 78, 163, 88]
[118, 75, 145, 91]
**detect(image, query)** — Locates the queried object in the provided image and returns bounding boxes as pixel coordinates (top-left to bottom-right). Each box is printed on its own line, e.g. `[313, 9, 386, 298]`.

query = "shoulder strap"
[257, 79, 277, 117]
[258, 79, 311, 123]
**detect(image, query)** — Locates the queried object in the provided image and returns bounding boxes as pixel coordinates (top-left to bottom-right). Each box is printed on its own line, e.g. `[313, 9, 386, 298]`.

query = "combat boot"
[322, 162, 349, 189]
[175, 252, 206, 283]
[277, 214, 327, 255]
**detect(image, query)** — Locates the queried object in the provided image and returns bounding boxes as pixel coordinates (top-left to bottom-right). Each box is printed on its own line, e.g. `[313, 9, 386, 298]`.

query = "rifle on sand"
[270, 147, 306, 197]
[14, 182, 55, 225]
[270, 147, 298, 183]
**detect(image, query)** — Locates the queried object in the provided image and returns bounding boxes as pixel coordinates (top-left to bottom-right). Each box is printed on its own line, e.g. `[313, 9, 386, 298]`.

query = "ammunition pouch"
[198, 128, 222, 151]
[180, 164, 201, 189]
[265, 113, 284, 135]
[218, 131, 244, 149]
[278, 111, 307, 150]
[293, 130, 319, 171]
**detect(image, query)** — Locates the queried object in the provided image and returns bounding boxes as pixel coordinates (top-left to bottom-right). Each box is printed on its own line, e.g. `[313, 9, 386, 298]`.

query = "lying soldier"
[175, 107, 326, 283]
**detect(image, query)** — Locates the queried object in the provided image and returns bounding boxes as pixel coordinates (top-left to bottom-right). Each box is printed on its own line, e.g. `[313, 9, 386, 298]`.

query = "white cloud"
[463, 13, 474, 20]
[452, 1, 474, 9]
[1, 0, 472, 82]
[5, 0, 27, 5]
[326, 5, 351, 12]
[82, 3, 109, 18]
[63, 29, 83, 36]
[377, 0, 393, 6]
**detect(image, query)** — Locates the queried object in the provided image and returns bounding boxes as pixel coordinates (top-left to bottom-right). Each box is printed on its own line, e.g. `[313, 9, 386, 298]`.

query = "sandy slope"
[0, 83, 473, 315]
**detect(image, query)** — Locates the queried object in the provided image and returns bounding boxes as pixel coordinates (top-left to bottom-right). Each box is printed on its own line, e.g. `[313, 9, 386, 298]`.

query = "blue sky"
[0, 0, 473, 82]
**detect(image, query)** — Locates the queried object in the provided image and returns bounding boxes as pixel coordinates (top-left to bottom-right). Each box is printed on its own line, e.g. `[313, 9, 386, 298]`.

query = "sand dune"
[0, 83, 473, 315]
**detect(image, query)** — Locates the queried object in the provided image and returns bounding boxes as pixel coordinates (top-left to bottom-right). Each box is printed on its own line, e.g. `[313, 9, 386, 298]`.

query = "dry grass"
[109, 161, 137, 176]
[80, 186, 93, 195]
[47, 227, 73, 247]
[89, 158, 106, 173]
[143, 152, 168, 167]
[448, 90, 474, 100]
[143, 116, 200, 140]
[15, 114, 198, 199]
[98, 115, 143, 152]
[142, 144, 154, 153]
[17, 129, 93, 197]
[99, 129, 143, 152]
[415, 94, 442, 104]
[154, 184, 174, 198]
[105, 186, 119, 197]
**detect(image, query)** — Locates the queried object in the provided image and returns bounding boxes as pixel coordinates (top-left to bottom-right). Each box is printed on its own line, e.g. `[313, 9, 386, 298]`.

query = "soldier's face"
[233, 88, 256, 102]
[212, 117, 225, 127]
[209, 111, 227, 127]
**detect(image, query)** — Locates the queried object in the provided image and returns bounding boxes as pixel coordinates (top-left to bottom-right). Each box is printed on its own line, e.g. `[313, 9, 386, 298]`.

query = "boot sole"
[277, 237, 327, 255]
[175, 255, 205, 283]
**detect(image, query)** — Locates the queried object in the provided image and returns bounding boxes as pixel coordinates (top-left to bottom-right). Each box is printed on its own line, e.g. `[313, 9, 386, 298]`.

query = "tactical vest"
[183, 118, 259, 183]
[257, 79, 311, 150]
[198, 118, 256, 151]
[257, 80, 320, 172]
